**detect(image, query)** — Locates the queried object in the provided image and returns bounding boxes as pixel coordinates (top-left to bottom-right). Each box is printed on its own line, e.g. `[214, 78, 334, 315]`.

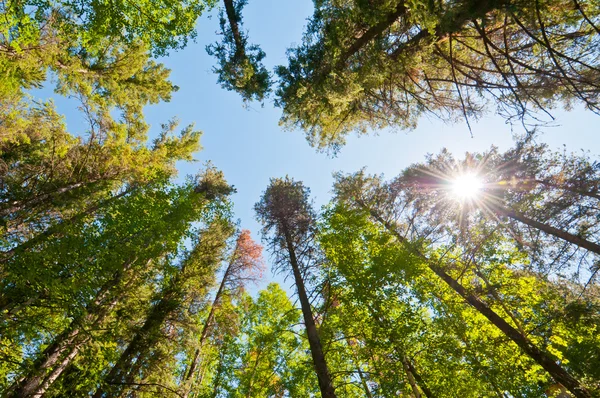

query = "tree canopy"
[273, 0, 600, 150]
[1, 0, 600, 397]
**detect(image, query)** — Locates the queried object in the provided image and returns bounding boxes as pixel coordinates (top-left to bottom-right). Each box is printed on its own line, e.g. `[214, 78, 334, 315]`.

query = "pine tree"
[332, 169, 594, 397]
[275, 0, 600, 150]
[255, 178, 337, 398]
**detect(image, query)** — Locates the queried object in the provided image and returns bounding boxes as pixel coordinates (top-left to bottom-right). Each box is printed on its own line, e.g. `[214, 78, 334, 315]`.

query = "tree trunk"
[390, 0, 509, 60]
[336, 2, 407, 69]
[7, 258, 138, 397]
[283, 226, 337, 398]
[473, 266, 527, 336]
[35, 344, 81, 395]
[182, 311, 214, 398]
[92, 287, 181, 398]
[8, 328, 85, 397]
[0, 180, 98, 218]
[427, 261, 590, 398]
[182, 261, 232, 397]
[402, 356, 421, 398]
[356, 364, 374, 398]
[223, 0, 246, 59]
[1, 187, 132, 263]
[405, 359, 433, 398]
[366, 208, 592, 398]
[345, 338, 373, 398]
[491, 202, 600, 255]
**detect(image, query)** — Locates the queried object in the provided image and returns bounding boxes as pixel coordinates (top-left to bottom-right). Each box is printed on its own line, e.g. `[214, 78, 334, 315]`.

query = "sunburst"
[451, 173, 483, 200]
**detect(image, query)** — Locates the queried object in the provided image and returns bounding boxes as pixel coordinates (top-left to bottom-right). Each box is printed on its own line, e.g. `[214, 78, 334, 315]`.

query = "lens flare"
[452, 174, 483, 199]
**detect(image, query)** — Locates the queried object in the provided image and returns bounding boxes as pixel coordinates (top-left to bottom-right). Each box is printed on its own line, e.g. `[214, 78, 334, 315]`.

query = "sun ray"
[451, 174, 483, 199]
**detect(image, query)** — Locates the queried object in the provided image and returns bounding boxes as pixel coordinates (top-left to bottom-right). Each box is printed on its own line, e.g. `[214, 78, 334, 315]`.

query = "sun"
[451, 173, 483, 199]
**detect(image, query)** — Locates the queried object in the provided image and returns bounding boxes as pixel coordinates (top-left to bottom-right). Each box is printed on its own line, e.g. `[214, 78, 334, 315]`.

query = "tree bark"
[427, 261, 590, 398]
[282, 226, 337, 398]
[402, 356, 421, 398]
[490, 202, 600, 256]
[405, 359, 433, 398]
[346, 340, 373, 398]
[223, 0, 246, 59]
[365, 207, 592, 398]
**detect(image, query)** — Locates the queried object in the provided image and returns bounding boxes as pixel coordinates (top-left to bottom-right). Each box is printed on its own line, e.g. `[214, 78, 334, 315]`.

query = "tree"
[0, 101, 200, 233]
[319, 203, 553, 397]
[255, 178, 337, 398]
[182, 229, 265, 396]
[0, 35, 201, 249]
[207, 0, 270, 103]
[91, 170, 235, 398]
[1, 6, 200, 233]
[207, 283, 318, 398]
[332, 170, 594, 397]
[275, 0, 600, 150]
[2, 0, 217, 59]
[393, 137, 600, 286]
[2, 175, 209, 396]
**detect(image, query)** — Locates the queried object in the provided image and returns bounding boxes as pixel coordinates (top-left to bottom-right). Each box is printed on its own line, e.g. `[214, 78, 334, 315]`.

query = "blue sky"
[38, 0, 600, 289]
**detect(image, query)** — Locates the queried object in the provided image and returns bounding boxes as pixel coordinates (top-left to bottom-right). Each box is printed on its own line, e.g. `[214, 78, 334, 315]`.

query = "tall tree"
[206, 283, 318, 398]
[0, 102, 200, 234]
[206, 0, 270, 103]
[275, 0, 600, 150]
[2, 0, 217, 60]
[332, 171, 594, 398]
[182, 229, 265, 396]
[3, 168, 229, 397]
[1, 0, 201, 242]
[394, 137, 600, 286]
[0, 33, 201, 252]
[255, 178, 337, 398]
[319, 203, 551, 397]
[91, 169, 235, 398]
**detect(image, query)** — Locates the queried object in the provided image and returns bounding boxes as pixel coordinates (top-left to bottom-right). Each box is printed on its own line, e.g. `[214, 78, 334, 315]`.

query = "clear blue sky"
[37, 0, 600, 290]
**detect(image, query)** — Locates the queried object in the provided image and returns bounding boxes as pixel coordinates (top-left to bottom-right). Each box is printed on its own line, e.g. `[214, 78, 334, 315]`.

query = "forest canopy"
[1, 0, 600, 397]
[275, 0, 600, 150]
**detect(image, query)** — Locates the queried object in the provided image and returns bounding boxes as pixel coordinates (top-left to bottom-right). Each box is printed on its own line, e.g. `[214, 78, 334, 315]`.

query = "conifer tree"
[3, 176, 209, 396]
[332, 168, 594, 398]
[207, 0, 270, 103]
[182, 229, 264, 396]
[91, 169, 235, 397]
[275, 0, 600, 150]
[255, 178, 337, 398]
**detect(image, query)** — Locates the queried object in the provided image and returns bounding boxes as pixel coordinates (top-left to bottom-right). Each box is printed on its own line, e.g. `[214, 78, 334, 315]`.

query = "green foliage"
[319, 203, 549, 396]
[323, 140, 600, 397]
[1, 177, 216, 393]
[0, 96, 201, 249]
[2, 1, 600, 395]
[276, 0, 600, 150]
[206, 284, 317, 397]
[206, 0, 271, 103]
[2, 0, 217, 57]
